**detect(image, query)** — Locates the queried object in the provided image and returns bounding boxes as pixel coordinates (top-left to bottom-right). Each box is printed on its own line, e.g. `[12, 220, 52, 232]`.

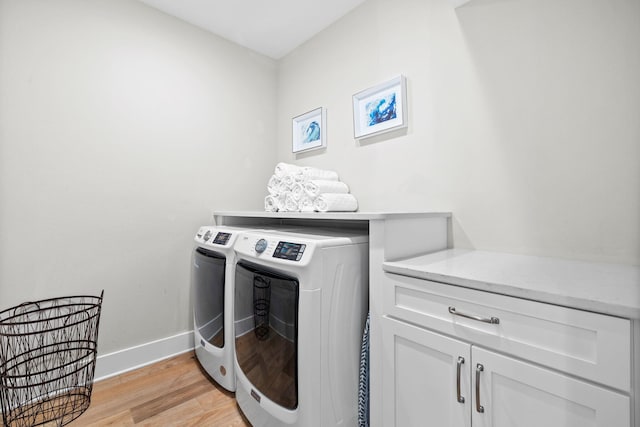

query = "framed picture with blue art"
[352, 75, 407, 139]
[292, 107, 326, 153]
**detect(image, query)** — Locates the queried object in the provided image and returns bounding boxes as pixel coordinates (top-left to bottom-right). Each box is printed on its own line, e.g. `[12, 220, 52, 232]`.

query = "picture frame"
[352, 75, 407, 139]
[292, 107, 326, 153]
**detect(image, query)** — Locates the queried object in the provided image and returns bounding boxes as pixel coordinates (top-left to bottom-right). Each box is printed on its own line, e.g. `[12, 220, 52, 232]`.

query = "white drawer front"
[383, 272, 631, 392]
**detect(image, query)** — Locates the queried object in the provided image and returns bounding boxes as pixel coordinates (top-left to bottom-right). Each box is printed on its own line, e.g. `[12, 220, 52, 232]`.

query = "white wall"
[0, 0, 277, 355]
[1, 0, 637, 366]
[276, 0, 640, 266]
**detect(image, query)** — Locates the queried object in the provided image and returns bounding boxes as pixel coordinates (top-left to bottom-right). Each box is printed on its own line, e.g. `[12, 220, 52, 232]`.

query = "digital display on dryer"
[212, 232, 231, 245]
[273, 242, 306, 261]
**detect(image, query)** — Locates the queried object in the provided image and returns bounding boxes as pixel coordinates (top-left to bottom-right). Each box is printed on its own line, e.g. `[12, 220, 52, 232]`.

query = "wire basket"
[253, 276, 271, 341]
[0, 292, 104, 427]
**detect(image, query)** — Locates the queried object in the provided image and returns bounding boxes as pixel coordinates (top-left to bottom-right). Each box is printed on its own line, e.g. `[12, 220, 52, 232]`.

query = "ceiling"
[138, 0, 367, 59]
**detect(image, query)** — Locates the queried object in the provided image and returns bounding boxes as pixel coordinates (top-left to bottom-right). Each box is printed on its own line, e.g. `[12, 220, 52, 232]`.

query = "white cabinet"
[472, 347, 629, 427]
[380, 273, 633, 427]
[382, 317, 470, 427]
[382, 316, 630, 427]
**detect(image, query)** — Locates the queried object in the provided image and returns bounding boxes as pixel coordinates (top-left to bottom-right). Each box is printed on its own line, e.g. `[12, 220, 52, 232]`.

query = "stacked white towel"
[274, 162, 340, 181]
[291, 182, 305, 201]
[313, 193, 358, 212]
[299, 196, 315, 212]
[304, 180, 349, 198]
[264, 163, 358, 213]
[264, 194, 286, 212]
[265, 195, 278, 212]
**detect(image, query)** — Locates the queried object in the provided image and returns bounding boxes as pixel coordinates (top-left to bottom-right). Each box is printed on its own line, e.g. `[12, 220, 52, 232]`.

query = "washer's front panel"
[234, 261, 299, 410]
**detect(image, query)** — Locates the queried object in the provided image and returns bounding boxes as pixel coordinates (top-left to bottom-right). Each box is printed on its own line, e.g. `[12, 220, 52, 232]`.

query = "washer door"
[234, 261, 299, 410]
[192, 248, 226, 348]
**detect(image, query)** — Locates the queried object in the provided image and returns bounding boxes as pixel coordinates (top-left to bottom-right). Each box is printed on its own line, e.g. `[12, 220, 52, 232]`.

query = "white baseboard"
[94, 331, 195, 382]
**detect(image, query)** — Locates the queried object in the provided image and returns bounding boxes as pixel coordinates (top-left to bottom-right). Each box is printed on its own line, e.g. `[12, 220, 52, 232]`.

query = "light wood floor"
[71, 352, 251, 426]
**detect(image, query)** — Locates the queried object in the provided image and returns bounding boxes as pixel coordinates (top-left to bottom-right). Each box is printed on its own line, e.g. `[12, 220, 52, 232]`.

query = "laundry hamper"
[0, 292, 103, 427]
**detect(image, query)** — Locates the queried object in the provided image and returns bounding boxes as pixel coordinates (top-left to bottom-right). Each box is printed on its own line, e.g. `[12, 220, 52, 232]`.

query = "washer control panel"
[273, 241, 306, 261]
[235, 233, 316, 266]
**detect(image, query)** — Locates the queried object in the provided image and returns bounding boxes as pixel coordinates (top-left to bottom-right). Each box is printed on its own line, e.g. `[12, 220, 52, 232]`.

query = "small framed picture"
[292, 107, 326, 153]
[353, 75, 407, 139]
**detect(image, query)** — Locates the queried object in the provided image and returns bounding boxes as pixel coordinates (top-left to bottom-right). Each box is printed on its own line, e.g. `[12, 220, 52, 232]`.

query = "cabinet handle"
[456, 356, 465, 403]
[475, 364, 485, 413]
[448, 306, 500, 324]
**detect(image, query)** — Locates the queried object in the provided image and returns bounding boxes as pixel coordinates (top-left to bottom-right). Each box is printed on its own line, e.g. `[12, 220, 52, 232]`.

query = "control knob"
[255, 238, 268, 253]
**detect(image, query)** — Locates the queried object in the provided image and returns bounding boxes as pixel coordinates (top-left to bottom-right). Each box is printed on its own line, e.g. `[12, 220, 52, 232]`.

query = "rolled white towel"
[265, 194, 287, 212]
[313, 193, 358, 212]
[274, 162, 301, 178]
[300, 166, 339, 181]
[274, 162, 338, 181]
[293, 173, 307, 183]
[283, 193, 299, 212]
[291, 182, 305, 201]
[298, 196, 315, 212]
[280, 173, 295, 190]
[304, 180, 349, 198]
[277, 194, 287, 211]
[267, 175, 282, 196]
[264, 195, 279, 212]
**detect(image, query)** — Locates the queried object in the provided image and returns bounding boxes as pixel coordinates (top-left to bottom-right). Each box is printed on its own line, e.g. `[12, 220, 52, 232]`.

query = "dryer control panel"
[195, 226, 235, 248]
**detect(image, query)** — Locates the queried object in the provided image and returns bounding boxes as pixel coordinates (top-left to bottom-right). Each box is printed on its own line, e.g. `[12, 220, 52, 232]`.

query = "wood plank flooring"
[71, 352, 251, 426]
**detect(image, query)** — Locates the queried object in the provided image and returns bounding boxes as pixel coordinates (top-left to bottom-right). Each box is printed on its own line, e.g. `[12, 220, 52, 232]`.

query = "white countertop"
[213, 210, 451, 221]
[383, 249, 640, 319]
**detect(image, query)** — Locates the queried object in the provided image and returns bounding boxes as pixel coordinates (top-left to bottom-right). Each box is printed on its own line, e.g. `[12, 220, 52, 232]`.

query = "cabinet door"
[381, 316, 471, 427]
[471, 347, 630, 427]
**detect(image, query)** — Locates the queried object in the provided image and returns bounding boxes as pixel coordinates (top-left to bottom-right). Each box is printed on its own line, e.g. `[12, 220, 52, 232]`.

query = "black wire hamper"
[253, 276, 271, 341]
[0, 292, 104, 427]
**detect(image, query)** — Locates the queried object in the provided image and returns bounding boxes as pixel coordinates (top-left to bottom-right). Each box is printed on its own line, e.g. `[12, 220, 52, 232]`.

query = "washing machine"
[232, 228, 369, 427]
[191, 225, 251, 391]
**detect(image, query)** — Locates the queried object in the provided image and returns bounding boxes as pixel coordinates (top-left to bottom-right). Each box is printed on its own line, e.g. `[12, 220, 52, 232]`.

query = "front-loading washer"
[191, 225, 252, 391]
[232, 228, 369, 427]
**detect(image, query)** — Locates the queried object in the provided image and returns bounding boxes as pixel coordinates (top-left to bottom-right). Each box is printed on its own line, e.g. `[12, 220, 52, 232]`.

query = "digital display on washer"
[273, 241, 306, 261]
[212, 232, 232, 245]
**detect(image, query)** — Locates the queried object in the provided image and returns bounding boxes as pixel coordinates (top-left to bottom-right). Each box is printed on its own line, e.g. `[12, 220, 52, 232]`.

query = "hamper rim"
[0, 308, 101, 336]
[0, 295, 103, 328]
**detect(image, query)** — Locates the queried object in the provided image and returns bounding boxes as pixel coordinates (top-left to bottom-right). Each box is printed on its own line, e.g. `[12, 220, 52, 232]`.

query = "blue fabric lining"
[358, 312, 370, 427]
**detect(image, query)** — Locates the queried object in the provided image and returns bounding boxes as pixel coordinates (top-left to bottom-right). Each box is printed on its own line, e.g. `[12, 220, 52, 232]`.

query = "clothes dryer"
[191, 225, 249, 391]
[232, 228, 369, 427]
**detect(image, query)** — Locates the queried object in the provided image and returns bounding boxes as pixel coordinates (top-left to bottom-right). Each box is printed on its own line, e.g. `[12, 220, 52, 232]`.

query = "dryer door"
[192, 248, 226, 348]
[235, 261, 299, 410]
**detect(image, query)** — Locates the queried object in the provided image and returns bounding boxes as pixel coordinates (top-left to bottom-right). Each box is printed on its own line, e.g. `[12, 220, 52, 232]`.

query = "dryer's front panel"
[234, 261, 299, 410]
[192, 247, 226, 348]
